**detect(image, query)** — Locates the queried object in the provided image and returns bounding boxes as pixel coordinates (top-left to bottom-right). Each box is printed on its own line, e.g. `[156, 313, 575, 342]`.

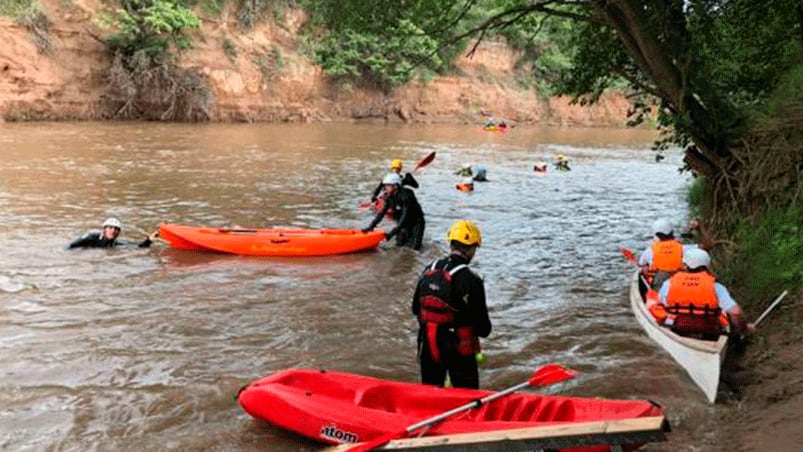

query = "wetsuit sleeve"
[371, 181, 383, 202]
[137, 237, 152, 248]
[365, 199, 391, 231]
[403, 173, 419, 189]
[469, 275, 492, 338]
[412, 275, 422, 316]
[68, 231, 100, 249]
[386, 192, 410, 239]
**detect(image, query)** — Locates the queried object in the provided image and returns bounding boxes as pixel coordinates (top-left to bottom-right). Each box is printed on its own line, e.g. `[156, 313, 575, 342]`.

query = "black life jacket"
[417, 259, 478, 362]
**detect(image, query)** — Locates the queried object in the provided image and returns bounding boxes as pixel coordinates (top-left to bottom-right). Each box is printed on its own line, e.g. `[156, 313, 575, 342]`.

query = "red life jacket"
[665, 271, 722, 337]
[417, 259, 478, 362]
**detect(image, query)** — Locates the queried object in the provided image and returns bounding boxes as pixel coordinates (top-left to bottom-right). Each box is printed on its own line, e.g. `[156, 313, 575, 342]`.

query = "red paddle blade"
[528, 364, 577, 386]
[345, 429, 406, 452]
[621, 247, 637, 265]
[413, 151, 436, 172]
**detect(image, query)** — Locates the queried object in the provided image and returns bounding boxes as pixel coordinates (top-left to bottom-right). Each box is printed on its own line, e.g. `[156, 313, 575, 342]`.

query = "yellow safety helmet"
[390, 159, 403, 170]
[556, 154, 566, 161]
[447, 220, 482, 246]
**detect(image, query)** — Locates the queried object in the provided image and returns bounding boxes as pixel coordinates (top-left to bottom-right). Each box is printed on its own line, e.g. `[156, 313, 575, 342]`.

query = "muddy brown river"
[0, 123, 712, 450]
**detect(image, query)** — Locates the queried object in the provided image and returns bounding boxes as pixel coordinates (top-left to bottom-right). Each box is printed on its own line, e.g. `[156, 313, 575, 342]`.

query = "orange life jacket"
[665, 271, 723, 336]
[649, 240, 683, 274]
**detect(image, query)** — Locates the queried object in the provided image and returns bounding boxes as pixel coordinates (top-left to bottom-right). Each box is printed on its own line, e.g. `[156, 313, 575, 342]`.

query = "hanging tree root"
[105, 50, 212, 122]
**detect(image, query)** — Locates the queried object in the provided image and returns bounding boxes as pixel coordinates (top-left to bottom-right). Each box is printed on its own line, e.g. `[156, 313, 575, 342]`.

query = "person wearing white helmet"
[657, 248, 754, 337]
[362, 172, 426, 250]
[638, 218, 701, 291]
[68, 217, 158, 249]
[369, 158, 419, 204]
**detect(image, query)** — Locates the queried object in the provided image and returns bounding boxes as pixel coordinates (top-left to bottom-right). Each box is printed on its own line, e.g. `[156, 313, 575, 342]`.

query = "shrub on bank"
[719, 205, 802, 309]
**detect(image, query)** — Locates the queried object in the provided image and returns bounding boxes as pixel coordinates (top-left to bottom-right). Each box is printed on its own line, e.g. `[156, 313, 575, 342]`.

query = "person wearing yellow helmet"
[68, 217, 158, 249]
[362, 173, 426, 250]
[411, 220, 491, 389]
[370, 158, 419, 204]
[554, 154, 571, 172]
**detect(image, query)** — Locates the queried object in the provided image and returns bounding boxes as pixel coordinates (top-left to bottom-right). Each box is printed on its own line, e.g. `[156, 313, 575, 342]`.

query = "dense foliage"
[101, 0, 201, 56]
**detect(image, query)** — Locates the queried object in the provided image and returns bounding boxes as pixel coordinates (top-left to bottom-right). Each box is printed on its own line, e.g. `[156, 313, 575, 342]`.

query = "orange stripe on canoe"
[159, 223, 385, 257]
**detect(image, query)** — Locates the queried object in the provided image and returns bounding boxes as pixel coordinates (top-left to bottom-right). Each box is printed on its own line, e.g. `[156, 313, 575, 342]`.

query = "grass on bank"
[0, 0, 33, 18]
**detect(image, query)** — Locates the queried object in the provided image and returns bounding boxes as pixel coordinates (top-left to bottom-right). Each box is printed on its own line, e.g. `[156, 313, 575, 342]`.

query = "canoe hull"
[159, 223, 385, 257]
[238, 369, 662, 448]
[629, 272, 727, 403]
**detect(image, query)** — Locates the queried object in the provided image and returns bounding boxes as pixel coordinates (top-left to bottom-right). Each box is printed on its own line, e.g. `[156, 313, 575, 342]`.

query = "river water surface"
[1, 123, 711, 450]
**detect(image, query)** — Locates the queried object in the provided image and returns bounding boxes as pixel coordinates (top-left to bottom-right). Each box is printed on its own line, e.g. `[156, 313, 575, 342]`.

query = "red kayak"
[159, 223, 385, 257]
[238, 369, 663, 449]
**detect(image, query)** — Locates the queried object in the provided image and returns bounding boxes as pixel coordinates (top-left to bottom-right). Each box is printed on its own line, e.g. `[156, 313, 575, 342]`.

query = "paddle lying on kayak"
[345, 364, 577, 452]
[359, 151, 436, 210]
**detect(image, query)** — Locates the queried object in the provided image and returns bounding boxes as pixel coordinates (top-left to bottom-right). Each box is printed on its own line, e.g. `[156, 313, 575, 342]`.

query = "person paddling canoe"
[68, 217, 158, 249]
[655, 248, 755, 338]
[412, 220, 491, 389]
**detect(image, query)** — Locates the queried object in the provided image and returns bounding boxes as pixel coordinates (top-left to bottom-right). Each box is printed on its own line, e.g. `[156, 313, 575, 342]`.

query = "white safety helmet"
[382, 173, 402, 185]
[463, 162, 474, 169]
[102, 217, 122, 229]
[683, 248, 711, 269]
[651, 218, 674, 236]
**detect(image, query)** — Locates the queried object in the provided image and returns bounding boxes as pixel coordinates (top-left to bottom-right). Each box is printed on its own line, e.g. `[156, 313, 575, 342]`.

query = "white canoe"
[629, 272, 728, 403]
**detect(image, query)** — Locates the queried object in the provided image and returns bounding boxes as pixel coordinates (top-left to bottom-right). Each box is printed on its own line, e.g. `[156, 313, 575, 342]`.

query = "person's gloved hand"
[370, 196, 377, 203]
[361, 227, 373, 233]
[384, 232, 391, 240]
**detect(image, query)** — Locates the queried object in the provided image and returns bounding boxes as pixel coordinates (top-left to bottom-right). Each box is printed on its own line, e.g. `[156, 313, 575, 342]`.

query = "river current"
[0, 122, 708, 450]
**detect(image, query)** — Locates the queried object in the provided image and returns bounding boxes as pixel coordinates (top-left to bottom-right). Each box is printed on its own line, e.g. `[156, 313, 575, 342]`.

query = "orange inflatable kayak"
[159, 223, 385, 256]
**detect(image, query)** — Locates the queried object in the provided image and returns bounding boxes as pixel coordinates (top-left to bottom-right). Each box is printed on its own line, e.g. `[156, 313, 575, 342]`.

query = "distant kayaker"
[370, 159, 419, 204]
[362, 173, 425, 250]
[473, 165, 488, 182]
[412, 220, 491, 389]
[454, 163, 473, 178]
[554, 154, 570, 171]
[68, 217, 158, 249]
[533, 161, 548, 173]
[456, 177, 474, 192]
[656, 248, 755, 337]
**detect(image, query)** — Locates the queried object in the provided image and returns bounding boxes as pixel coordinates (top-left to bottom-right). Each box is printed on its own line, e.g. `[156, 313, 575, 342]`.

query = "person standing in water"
[69, 217, 158, 249]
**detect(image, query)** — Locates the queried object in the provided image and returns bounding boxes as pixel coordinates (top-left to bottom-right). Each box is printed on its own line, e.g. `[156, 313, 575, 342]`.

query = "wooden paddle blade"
[413, 151, 436, 172]
[528, 364, 577, 386]
[621, 247, 637, 265]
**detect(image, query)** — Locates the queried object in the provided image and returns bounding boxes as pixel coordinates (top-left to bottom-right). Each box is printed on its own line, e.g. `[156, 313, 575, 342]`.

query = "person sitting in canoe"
[68, 217, 158, 249]
[638, 218, 709, 293]
[554, 154, 571, 171]
[654, 248, 754, 338]
[412, 220, 491, 389]
[369, 158, 419, 204]
[362, 173, 425, 250]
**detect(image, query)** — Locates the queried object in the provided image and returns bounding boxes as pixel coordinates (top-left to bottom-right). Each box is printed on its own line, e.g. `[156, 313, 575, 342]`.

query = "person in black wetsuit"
[68, 217, 158, 249]
[369, 158, 419, 203]
[412, 220, 491, 389]
[362, 173, 425, 250]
